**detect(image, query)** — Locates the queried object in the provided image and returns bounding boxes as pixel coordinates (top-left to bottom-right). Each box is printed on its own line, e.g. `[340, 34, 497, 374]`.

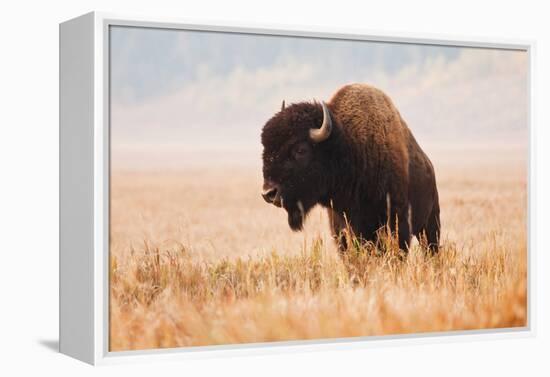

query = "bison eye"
[295, 146, 307, 155]
[292, 142, 311, 163]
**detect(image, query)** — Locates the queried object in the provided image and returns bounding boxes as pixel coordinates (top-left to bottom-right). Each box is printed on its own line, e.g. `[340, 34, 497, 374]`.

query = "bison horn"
[281, 100, 285, 111]
[310, 101, 332, 143]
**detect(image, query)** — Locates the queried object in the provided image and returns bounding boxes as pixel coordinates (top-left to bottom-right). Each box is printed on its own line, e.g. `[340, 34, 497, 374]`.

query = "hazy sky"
[110, 26, 528, 168]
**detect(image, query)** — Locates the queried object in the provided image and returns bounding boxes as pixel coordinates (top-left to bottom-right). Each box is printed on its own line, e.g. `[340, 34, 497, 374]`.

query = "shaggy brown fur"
[261, 83, 440, 253]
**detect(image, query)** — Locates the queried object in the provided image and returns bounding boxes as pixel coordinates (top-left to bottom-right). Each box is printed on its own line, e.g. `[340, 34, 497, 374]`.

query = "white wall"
[0, 0, 548, 375]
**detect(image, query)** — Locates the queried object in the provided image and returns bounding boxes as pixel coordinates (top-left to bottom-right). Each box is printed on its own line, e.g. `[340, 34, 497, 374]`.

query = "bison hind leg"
[418, 201, 440, 254]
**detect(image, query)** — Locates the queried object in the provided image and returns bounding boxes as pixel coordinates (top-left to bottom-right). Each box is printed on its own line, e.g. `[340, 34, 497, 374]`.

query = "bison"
[260, 83, 440, 254]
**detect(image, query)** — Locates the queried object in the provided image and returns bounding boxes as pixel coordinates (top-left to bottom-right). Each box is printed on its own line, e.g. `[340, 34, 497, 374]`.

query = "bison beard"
[260, 84, 441, 254]
[286, 200, 306, 231]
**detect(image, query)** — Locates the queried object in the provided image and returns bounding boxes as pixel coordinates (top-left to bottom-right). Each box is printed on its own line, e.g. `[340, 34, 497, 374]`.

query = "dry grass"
[109, 147, 527, 351]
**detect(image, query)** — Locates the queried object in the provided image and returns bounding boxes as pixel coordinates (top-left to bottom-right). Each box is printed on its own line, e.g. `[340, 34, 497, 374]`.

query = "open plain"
[109, 146, 527, 351]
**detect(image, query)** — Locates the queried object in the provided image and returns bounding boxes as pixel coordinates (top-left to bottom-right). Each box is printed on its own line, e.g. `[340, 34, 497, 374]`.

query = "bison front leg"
[327, 208, 348, 255]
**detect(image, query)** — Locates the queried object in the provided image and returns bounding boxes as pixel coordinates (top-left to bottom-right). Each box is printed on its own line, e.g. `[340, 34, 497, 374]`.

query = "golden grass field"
[109, 146, 527, 351]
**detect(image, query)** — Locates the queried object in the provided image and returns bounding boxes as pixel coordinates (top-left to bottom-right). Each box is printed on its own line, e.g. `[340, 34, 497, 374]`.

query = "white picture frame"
[59, 11, 536, 365]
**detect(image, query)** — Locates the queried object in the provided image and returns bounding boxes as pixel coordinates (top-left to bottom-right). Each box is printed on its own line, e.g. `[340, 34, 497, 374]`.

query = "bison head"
[261, 101, 334, 231]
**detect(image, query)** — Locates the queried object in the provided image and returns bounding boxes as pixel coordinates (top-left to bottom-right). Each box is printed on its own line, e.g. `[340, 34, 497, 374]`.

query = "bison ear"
[281, 100, 285, 111]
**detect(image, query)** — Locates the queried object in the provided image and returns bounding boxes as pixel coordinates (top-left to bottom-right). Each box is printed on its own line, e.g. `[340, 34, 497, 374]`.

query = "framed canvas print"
[59, 12, 535, 365]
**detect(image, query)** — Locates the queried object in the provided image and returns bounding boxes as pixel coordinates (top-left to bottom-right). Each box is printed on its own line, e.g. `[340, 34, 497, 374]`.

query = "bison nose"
[262, 187, 278, 202]
[262, 182, 282, 207]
